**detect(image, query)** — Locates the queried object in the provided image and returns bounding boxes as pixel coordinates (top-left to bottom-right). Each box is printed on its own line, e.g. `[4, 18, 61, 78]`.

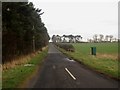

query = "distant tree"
[56, 35, 62, 42]
[75, 35, 82, 43]
[114, 38, 118, 42]
[52, 35, 56, 43]
[99, 34, 104, 42]
[59, 36, 62, 42]
[105, 35, 108, 42]
[53, 34, 82, 43]
[93, 34, 98, 42]
[62, 35, 67, 43]
[68, 35, 74, 43]
[89, 39, 93, 42]
[112, 38, 118, 42]
[109, 35, 113, 42]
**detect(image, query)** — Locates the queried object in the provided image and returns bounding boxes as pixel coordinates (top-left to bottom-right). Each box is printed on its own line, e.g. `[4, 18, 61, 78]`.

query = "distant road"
[32, 43, 118, 88]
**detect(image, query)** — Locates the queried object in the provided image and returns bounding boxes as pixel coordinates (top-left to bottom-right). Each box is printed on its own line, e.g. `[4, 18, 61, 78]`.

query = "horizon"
[29, 0, 118, 41]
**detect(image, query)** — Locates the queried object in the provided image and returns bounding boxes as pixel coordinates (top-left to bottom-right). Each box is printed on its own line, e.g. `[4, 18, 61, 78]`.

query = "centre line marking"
[65, 68, 76, 80]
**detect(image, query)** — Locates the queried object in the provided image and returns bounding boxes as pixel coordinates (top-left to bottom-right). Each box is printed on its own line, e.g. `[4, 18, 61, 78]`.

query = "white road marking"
[65, 68, 76, 80]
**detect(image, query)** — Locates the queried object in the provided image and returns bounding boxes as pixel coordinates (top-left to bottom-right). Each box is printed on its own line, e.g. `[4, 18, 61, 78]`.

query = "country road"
[30, 43, 118, 88]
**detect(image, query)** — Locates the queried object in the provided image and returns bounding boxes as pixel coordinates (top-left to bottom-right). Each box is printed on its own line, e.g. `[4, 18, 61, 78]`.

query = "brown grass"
[2, 46, 48, 71]
[3, 54, 35, 71]
[3, 55, 32, 71]
[96, 53, 118, 60]
[42, 46, 48, 51]
[0, 64, 2, 71]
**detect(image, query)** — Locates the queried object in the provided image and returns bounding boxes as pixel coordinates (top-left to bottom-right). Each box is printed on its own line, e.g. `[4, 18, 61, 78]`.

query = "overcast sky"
[29, 0, 118, 41]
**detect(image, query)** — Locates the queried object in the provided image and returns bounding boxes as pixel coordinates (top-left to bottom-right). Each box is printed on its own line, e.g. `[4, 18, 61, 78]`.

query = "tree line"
[52, 34, 118, 43]
[2, 2, 50, 63]
[87, 34, 118, 43]
[52, 35, 82, 43]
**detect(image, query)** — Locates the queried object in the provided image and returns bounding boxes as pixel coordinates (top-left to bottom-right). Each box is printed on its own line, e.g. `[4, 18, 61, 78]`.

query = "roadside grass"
[56, 42, 119, 79]
[2, 47, 48, 88]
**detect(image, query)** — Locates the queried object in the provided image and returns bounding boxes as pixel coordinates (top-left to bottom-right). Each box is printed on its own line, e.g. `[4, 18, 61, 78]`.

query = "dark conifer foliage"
[2, 2, 50, 63]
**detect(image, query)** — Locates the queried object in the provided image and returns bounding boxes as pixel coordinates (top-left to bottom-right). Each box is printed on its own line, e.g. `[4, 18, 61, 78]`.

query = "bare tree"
[93, 34, 98, 42]
[112, 38, 117, 42]
[87, 38, 92, 42]
[99, 34, 104, 42]
[105, 35, 109, 42]
[114, 38, 118, 42]
[109, 35, 113, 42]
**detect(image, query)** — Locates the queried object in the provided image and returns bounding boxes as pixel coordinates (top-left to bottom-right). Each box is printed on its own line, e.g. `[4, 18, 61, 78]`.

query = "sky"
[29, 0, 118, 41]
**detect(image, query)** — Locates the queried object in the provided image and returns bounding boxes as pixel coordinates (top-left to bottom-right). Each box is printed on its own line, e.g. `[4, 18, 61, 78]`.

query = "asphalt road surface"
[32, 43, 118, 88]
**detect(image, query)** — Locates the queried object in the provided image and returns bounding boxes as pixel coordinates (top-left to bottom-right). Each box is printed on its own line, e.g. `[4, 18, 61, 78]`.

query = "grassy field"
[58, 42, 119, 79]
[2, 47, 48, 88]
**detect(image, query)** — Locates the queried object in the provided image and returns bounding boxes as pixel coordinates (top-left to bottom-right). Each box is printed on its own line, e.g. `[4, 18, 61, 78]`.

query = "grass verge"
[2, 47, 48, 88]
[55, 43, 119, 80]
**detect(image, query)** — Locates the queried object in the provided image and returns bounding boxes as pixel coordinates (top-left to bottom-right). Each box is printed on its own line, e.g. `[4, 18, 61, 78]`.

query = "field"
[57, 42, 119, 79]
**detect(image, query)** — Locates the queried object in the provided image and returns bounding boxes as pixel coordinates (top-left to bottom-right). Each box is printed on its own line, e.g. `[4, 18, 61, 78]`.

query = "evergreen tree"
[2, 2, 50, 63]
